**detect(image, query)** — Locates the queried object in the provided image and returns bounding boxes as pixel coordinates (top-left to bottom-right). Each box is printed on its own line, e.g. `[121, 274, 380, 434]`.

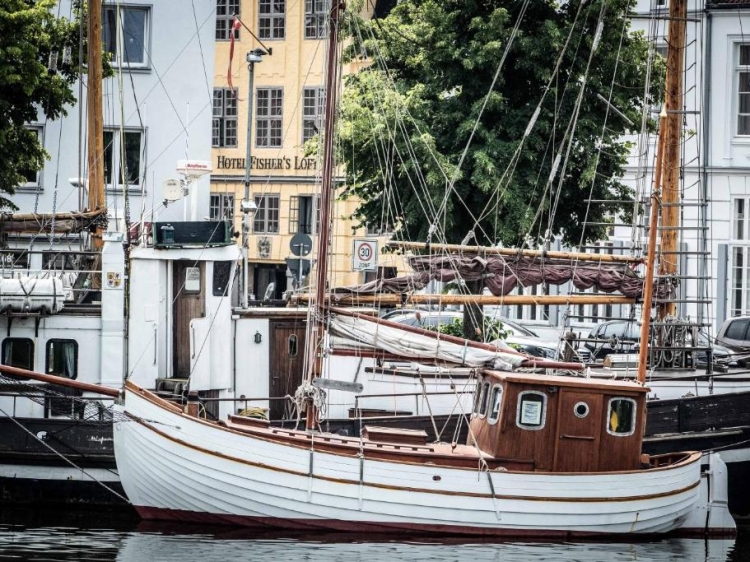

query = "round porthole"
[574, 402, 590, 419]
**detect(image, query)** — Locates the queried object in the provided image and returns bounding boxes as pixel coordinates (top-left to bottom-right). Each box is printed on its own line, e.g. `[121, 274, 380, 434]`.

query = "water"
[0, 512, 746, 562]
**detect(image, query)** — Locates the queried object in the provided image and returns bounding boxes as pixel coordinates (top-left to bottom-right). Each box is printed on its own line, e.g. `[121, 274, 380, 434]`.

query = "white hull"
[114, 384, 733, 537]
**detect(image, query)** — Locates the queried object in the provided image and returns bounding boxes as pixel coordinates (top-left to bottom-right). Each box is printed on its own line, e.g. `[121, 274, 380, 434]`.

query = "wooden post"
[87, 0, 105, 249]
[658, 0, 686, 319]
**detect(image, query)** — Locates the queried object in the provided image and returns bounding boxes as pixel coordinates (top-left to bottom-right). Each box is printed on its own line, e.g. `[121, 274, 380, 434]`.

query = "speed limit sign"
[353, 239, 378, 271]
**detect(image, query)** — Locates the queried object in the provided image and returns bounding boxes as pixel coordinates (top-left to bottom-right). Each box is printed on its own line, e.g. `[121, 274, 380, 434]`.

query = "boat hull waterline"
[114, 383, 732, 537]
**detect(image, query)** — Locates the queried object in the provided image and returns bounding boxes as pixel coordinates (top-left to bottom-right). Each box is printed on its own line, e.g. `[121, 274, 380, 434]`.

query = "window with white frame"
[731, 197, 750, 316]
[103, 6, 149, 68]
[213, 88, 238, 148]
[256, 88, 283, 147]
[253, 194, 280, 233]
[305, 0, 329, 39]
[259, 0, 285, 40]
[738, 44, 750, 136]
[216, 0, 240, 40]
[103, 129, 143, 188]
[302, 87, 325, 143]
[210, 193, 235, 220]
[20, 125, 43, 188]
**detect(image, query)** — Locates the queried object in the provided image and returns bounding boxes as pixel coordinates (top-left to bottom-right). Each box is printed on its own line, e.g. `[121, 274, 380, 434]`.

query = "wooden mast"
[657, 0, 686, 319]
[305, 0, 343, 431]
[86, 0, 105, 250]
[294, 293, 636, 307]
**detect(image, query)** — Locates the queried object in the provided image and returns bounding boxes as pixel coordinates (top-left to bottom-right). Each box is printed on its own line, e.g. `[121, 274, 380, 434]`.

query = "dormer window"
[516, 390, 546, 430]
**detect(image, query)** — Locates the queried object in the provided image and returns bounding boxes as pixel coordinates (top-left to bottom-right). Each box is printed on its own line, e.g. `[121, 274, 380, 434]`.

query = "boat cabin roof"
[483, 369, 649, 394]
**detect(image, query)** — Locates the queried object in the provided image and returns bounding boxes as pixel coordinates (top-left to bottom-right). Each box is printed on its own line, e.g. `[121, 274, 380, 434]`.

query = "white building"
[15, 0, 217, 228]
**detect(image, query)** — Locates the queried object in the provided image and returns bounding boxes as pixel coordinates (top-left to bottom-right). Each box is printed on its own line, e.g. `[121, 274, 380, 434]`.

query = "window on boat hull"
[607, 397, 636, 436]
[2, 338, 34, 371]
[488, 385, 503, 425]
[516, 391, 546, 430]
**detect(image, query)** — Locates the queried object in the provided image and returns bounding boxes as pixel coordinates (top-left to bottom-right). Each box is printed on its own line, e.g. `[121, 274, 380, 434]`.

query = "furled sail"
[334, 254, 676, 300]
[328, 312, 527, 369]
[0, 209, 107, 235]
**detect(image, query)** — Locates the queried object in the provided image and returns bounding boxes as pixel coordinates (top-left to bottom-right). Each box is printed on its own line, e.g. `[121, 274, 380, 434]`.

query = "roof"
[485, 369, 649, 394]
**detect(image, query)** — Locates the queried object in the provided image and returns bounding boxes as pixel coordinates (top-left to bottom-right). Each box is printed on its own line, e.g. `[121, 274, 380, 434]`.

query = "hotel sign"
[216, 155, 317, 171]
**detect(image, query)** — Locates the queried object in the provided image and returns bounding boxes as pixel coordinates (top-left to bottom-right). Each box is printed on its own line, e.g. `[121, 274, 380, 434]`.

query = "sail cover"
[328, 313, 527, 369]
[334, 254, 675, 300]
[0, 209, 107, 235]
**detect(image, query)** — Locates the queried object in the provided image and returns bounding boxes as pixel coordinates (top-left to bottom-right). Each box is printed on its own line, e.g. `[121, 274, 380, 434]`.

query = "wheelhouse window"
[488, 385, 503, 425]
[256, 88, 283, 147]
[103, 6, 150, 68]
[216, 0, 240, 40]
[305, 0, 329, 39]
[607, 397, 636, 436]
[184, 267, 201, 294]
[516, 391, 546, 430]
[474, 381, 488, 415]
[46, 340, 78, 379]
[2, 338, 34, 371]
[42, 252, 81, 271]
[213, 88, 238, 148]
[478, 381, 490, 417]
[212, 261, 233, 297]
[253, 194, 280, 233]
[259, 0, 285, 40]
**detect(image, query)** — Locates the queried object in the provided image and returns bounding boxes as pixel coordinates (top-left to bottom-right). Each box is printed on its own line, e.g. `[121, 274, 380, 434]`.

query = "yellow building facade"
[210, 0, 402, 301]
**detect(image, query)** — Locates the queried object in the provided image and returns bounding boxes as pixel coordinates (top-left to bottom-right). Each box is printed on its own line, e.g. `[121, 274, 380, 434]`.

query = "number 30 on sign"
[352, 239, 378, 272]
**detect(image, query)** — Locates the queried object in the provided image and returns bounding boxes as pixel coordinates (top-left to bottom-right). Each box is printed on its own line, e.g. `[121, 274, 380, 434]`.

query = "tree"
[0, 0, 83, 210]
[340, 0, 660, 248]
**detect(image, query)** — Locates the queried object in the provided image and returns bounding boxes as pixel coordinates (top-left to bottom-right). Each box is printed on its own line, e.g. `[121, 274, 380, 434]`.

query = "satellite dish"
[176, 160, 212, 179]
[162, 179, 182, 202]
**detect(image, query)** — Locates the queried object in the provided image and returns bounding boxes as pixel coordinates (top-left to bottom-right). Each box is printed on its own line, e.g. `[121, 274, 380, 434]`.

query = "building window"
[256, 88, 283, 147]
[607, 397, 636, 436]
[46, 340, 78, 379]
[305, 0, 329, 39]
[20, 125, 43, 188]
[216, 0, 240, 40]
[2, 338, 34, 371]
[289, 195, 319, 234]
[213, 88, 238, 148]
[731, 197, 750, 315]
[253, 194, 280, 233]
[103, 129, 143, 188]
[302, 87, 325, 143]
[516, 390, 547, 430]
[210, 192, 235, 220]
[259, 0, 285, 40]
[103, 6, 149, 68]
[738, 44, 750, 135]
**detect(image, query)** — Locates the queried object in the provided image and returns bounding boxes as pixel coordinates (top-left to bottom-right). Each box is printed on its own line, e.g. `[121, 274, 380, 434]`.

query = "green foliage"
[431, 317, 508, 343]
[340, 0, 662, 246]
[0, 0, 84, 210]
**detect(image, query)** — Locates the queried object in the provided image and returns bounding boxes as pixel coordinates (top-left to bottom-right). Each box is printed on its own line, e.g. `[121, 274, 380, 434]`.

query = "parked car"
[587, 320, 734, 367]
[716, 316, 750, 366]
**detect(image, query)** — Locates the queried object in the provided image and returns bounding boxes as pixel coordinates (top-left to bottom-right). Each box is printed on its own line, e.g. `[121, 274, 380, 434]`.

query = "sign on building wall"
[352, 239, 378, 272]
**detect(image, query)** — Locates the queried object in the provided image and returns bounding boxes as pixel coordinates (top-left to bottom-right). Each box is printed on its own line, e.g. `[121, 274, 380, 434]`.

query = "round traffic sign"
[290, 232, 313, 256]
[357, 242, 373, 261]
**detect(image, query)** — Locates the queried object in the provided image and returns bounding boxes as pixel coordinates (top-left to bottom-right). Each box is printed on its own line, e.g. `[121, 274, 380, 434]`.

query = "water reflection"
[0, 518, 743, 562]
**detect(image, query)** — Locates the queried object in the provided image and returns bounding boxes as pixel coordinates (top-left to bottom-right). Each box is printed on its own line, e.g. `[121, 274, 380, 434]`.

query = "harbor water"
[0, 511, 746, 561]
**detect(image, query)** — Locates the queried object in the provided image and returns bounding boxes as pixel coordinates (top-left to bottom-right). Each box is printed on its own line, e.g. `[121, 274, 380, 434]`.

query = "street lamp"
[241, 48, 267, 308]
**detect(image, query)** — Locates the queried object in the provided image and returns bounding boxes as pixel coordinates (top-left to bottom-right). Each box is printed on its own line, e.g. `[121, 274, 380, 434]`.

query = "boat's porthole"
[432, 475, 441, 482]
[574, 402, 589, 418]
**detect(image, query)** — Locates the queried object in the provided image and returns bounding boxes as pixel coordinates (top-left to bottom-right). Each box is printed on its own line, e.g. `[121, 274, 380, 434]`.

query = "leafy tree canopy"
[340, 0, 661, 247]
[0, 0, 83, 210]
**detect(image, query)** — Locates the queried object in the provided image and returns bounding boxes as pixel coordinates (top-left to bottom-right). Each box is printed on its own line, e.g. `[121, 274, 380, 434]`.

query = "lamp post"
[241, 48, 266, 308]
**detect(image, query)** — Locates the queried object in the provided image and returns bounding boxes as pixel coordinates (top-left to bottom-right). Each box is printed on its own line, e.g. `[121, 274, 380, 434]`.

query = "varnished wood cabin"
[468, 371, 649, 473]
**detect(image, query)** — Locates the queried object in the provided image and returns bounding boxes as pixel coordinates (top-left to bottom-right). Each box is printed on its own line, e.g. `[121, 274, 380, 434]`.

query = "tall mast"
[87, 0, 105, 249]
[305, 1, 343, 430]
[657, 0, 686, 319]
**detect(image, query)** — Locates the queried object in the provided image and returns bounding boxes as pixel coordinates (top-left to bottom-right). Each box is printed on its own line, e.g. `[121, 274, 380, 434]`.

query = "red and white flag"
[227, 16, 242, 96]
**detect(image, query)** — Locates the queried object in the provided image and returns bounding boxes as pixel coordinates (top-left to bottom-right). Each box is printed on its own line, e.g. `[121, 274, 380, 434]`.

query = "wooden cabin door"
[269, 322, 307, 420]
[172, 262, 205, 378]
[553, 390, 603, 472]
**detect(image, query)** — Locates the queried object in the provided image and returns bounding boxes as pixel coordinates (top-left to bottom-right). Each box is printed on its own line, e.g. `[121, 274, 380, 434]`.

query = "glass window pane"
[608, 398, 635, 435]
[122, 9, 146, 64]
[121, 132, 141, 184]
[739, 115, 750, 136]
[741, 45, 750, 66]
[517, 392, 545, 428]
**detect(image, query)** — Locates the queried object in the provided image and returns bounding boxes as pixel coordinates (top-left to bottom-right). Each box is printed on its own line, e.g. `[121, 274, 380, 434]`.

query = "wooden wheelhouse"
[469, 371, 648, 473]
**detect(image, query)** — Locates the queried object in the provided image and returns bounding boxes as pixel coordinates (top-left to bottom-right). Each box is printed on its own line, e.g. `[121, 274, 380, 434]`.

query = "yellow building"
[210, 0, 403, 301]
